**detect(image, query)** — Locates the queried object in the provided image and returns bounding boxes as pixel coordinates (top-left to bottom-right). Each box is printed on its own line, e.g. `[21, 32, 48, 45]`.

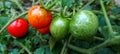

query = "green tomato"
[50, 16, 69, 40]
[69, 10, 98, 40]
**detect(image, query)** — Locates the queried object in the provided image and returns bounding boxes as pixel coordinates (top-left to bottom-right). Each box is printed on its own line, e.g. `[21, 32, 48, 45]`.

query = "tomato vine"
[0, 0, 119, 54]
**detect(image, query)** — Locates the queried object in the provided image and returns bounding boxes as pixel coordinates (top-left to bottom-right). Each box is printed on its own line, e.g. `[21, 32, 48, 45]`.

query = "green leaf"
[5, 1, 12, 8]
[0, 44, 6, 52]
[54, 0, 61, 5]
[45, 46, 53, 54]
[10, 48, 19, 54]
[52, 41, 63, 54]
[99, 26, 109, 39]
[62, 0, 74, 8]
[34, 47, 45, 54]
[99, 25, 120, 39]
[111, 44, 120, 53]
[0, 16, 9, 24]
[0, 16, 9, 29]
[96, 48, 114, 54]
[104, 0, 112, 2]
[84, 5, 92, 10]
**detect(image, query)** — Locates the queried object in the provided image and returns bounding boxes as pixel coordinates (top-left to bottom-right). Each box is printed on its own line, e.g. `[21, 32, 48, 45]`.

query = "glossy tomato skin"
[69, 10, 98, 40]
[50, 16, 69, 40]
[38, 25, 50, 34]
[28, 5, 52, 29]
[7, 18, 28, 38]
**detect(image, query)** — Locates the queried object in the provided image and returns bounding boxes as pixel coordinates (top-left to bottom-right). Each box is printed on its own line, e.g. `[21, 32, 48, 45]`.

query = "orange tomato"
[27, 5, 52, 29]
[38, 25, 50, 34]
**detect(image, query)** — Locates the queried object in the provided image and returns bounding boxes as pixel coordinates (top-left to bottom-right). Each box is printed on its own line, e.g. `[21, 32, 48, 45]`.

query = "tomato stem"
[67, 43, 90, 54]
[61, 35, 72, 54]
[94, 36, 105, 41]
[46, 2, 55, 10]
[100, 0, 114, 38]
[44, 0, 51, 7]
[39, 0, 44, 7]
[61, 40, 68, 54]
[17, 41, 32, 54]
[63, 6, 68, 17]
[67, 36, 93, 54]
[18, 48, 24, 54]
[92, 10, 117, 19]
[89, 39, 111, 53]
[0, 11, 28, 34]
[72, 6, 75, 16]
[68, 35, 120, 54]
[10, 0, 25, 12]
[32, 0, 35, 6]
[89, 35, 120, 53]
[80, 0, 95, 10]
[36, 31, 47, 42]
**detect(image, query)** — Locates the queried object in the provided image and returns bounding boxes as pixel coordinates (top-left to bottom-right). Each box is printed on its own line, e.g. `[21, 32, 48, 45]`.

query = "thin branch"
[61, 40, 68, 54]
[17, 41, 32, 54]
[0, 11, 28, 34]
[100, 0, 114, 38]
[89, 39, 110, 53]
[67, 43, 90, 54]
[10, 0, 25, 12]
[80, 0, 95, 10]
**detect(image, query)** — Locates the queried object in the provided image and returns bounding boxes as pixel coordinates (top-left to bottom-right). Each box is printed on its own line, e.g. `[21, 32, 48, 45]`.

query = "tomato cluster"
[50, 10, 98, 40]
[27, 5, 52, 35]
[7, 5, 98, 40]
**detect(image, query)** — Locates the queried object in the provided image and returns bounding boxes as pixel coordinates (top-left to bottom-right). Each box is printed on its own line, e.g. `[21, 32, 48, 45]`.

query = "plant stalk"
[100, 0, 113, 38]
[17, 41, 32, 54]
[67, 43, 90, 54]
[0, 11, 28, 34]
[39, 0, 44, 7]
[10, 0, 25, 12]
[32, 0, 35, 6]
[80, 0, 94, 10]
[61, 40, 68, 54]
[89, 39, 111, 53]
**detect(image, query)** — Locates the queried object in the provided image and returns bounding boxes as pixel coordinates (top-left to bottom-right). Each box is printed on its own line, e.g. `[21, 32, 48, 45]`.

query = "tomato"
[7, 18, 29, 38]
[50, 16, 69, 40]
[38, 25, 50, 34]
[27, 5, 52, 29]
[69, 10, 98, 40]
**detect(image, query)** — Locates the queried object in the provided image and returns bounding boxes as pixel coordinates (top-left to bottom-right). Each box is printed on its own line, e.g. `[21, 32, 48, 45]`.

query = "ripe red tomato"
[27, 5, 52, 29]
[38, 25, 50, 35]
[7, 18, 28, 38]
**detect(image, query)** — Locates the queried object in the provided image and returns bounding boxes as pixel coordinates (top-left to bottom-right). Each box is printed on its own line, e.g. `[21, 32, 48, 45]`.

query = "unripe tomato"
[50, 16, 69, 40]
[7, 18, 28, 38]
[69, 10, 98, 40]
[38, 25, 50, 34]
[27, 5, 52, 29]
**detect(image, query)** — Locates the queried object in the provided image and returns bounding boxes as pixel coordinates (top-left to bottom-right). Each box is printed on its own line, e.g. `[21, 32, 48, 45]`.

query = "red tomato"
[38, 25, 50, 34]
[27, 5, 52, 29]
[7, 18, 28, 38]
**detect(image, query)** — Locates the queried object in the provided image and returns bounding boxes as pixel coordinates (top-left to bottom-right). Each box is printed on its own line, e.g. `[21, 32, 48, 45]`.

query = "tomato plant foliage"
[0, 0, 120, 54]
